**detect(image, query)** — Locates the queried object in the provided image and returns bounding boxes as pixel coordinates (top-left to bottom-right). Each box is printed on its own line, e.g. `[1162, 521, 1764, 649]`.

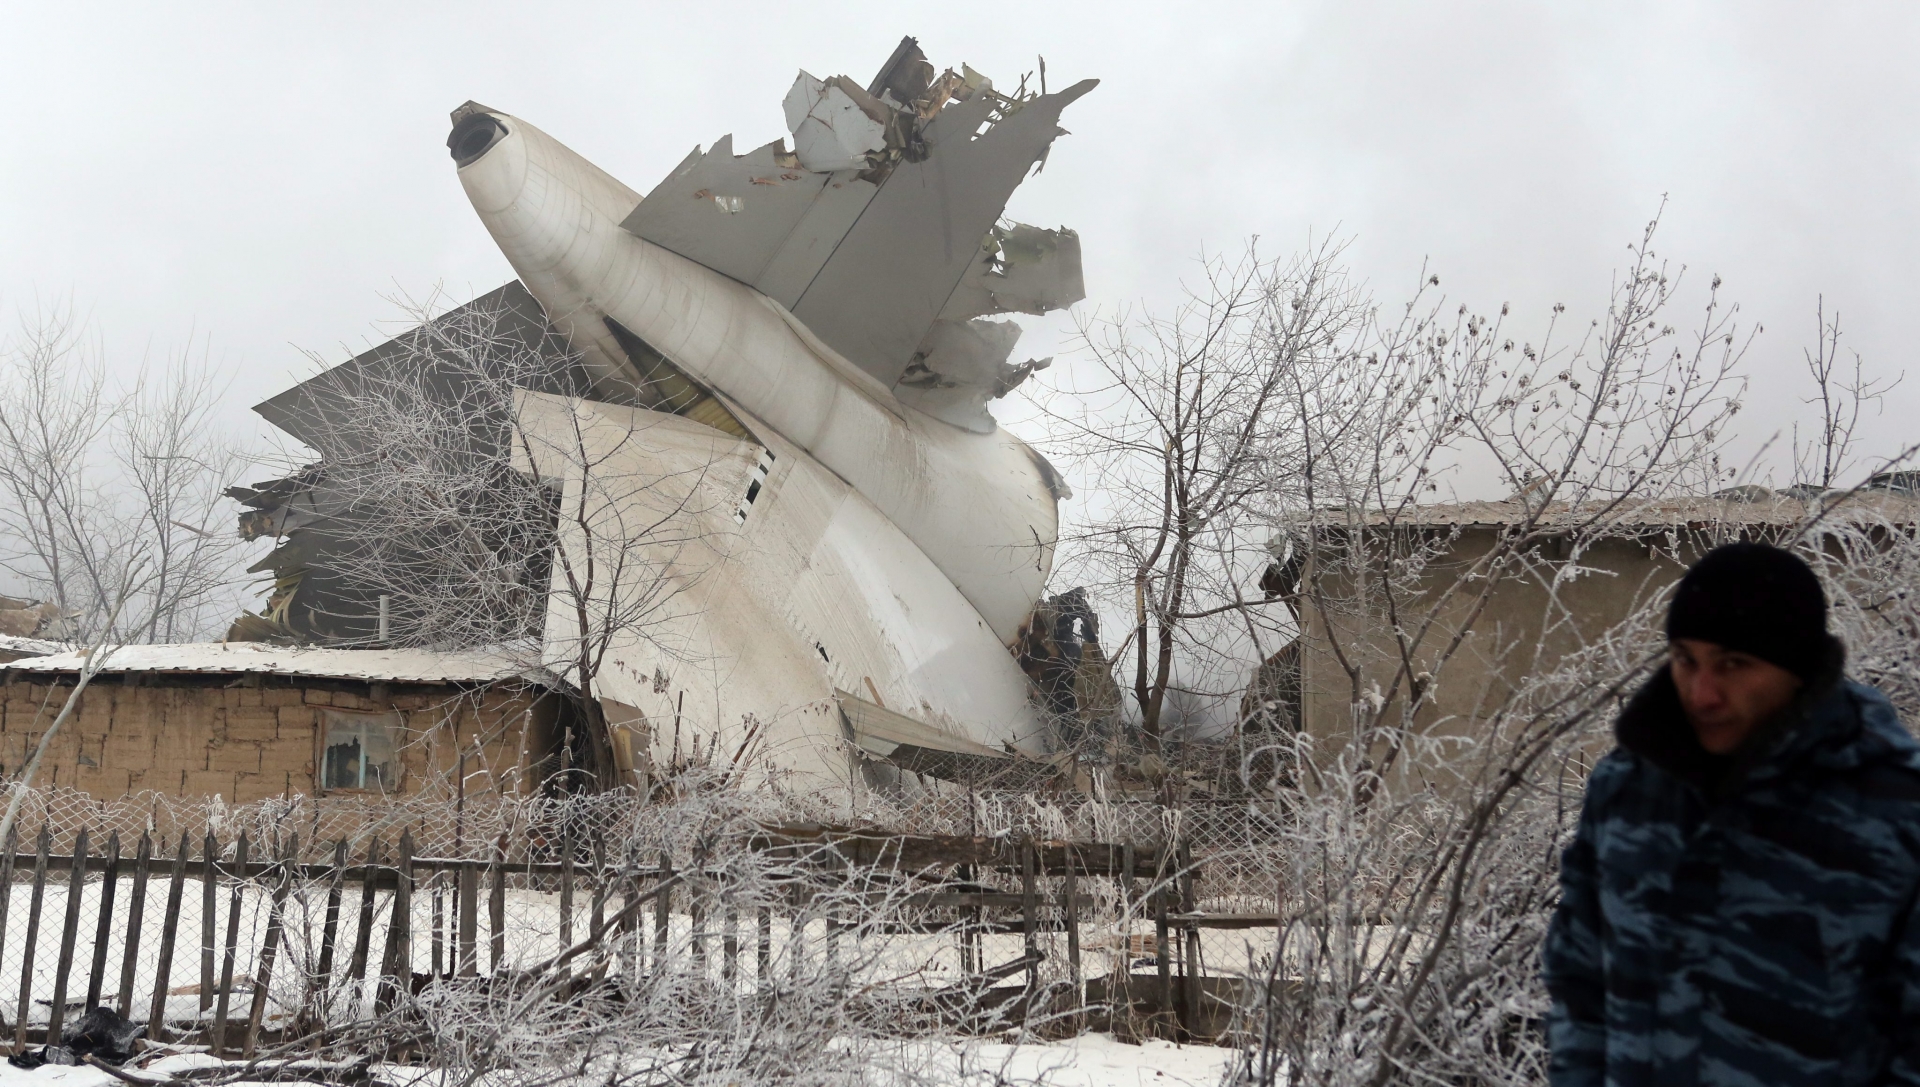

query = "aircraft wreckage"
[230, 39, 1110, 789]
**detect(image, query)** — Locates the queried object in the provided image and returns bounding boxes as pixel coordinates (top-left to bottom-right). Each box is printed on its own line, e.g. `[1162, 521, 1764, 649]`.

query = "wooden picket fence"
[0, 820, 1249, 1057]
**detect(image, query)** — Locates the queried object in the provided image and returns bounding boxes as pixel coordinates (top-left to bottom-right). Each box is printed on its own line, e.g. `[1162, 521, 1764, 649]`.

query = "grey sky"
[2, 2, 1915, 491]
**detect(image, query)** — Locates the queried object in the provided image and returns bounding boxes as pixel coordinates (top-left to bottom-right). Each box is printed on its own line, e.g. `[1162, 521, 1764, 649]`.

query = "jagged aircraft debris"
[239, 37, 1098, 789]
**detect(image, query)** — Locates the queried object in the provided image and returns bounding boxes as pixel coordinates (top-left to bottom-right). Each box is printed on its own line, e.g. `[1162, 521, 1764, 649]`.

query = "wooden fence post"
[1062, 848, 1082, 1015]
[787, 881, 804, 983]
[114, 832, 152, 1016]
[588, 832, 607, 940]
[755, 904, 771, 987]
[199, 831, 217, 1013]
[1020, 835, 1039, 1006]
[244, 834, 296, 1058]
[0, 825, 17, 1031]
[1154, 856, 1173, 1038]
[211, 832, 249, 1055]
[458, 857, 479, 977]
[1118, 842, 1136, 1028]
[47, 827, 90, 1042]
[653, 851, 672, 971]
[146, 832, 190, 1043]
[311, 838, 348, 1026]
[623, 853, 642, 984]
[558, 824, 575, 949]
[1179, 838, 1201, 1040]
[488, 835, 506, 975]
[375, 830, 413, 1014]
[430, 867, 445, 980]
[346, 837, 383, 1016]
[85, 830, 121, 1010]
[14, 826, 48, 1050]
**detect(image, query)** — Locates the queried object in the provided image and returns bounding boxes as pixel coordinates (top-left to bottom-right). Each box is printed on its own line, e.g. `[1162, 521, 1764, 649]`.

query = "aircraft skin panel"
[786, 81, 1097, 388]
[753, 174, 882, 309]
[516, 392, 1042, 786]
[460, 112, 1057, 644]
[617, 135, 834, 289]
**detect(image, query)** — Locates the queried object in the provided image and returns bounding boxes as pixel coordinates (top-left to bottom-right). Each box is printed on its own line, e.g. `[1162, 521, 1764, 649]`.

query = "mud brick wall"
[0, 675, 556, 803]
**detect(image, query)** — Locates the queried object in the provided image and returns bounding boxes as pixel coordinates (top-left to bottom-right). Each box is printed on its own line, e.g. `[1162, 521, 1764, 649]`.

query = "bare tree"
[1040, 214, 1760, 1084]
[0, 301, 252, 643]
[1790, 296, 1901, 492]
[1034, 242, 1369, 764]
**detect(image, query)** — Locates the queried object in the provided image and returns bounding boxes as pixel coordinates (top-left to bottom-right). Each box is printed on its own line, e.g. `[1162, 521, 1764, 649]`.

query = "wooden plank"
[955, 862, 975, 978]
[1020, 836, 1038, 1000]
[244, 834, 296, 1058]
[558, 824, 575, 949]
[211, 832, 249, 1055]
[430, 866, 445, 980]
[698, 860, 714, 979]
[583, 834, 607, 985]
[1117, 843, 1135, 1024]
[374, 830, 413, 1013]
[622, 855, 641, 982]
[1155, 872, 1173, 1037]
[14, 827, 48, 1049]
[199, 831, 217, 1012]
[47, 827, 90, 1042]
[787, 883, 803, 982]
[346, 837, 383, 1013]
[652, 851, 671, 968]
[589, 834, 607, 946]
[1178, 839, 1200, 1040]
[1062, 849, 1082, 1010]
[755, 905, 771, 986]
[0, 825, 17, 1031]
[86, 830, 121, 1009]
[146, 832, 191, 1043]
[751, 826, 1157, 879]
[115, 832, 153, 1016]
[1164, 912, 1284, 929]
[311, 839, 348, 1024]
[488, 838, 506, 975]
[457, 860, 478, 977]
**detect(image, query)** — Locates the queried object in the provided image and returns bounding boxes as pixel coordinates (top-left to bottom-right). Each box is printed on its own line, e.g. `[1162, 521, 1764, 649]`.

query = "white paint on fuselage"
[457, 112, 1058, 647]
[513, 392, 1044, 787]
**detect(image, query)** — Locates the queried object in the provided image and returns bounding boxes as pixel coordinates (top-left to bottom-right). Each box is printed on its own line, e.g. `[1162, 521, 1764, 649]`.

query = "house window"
[321, 711, 401, 793]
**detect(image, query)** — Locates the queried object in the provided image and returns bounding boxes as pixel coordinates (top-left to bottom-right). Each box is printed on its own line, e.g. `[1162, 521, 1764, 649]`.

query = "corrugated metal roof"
[2, 642, 550, 685]
[1327, 490, 1920, 529]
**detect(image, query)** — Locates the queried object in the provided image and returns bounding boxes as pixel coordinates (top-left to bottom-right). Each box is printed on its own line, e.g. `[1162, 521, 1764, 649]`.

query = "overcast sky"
[2, 2, 1916, 493]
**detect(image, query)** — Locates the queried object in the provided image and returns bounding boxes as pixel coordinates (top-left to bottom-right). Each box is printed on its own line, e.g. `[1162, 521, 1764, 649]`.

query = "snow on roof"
[2, 641, 550, 686]
[0, 634, 69, 660]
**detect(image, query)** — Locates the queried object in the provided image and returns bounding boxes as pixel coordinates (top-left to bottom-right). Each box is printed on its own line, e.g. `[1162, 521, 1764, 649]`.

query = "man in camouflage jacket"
[1544, 543, 1920, 1085]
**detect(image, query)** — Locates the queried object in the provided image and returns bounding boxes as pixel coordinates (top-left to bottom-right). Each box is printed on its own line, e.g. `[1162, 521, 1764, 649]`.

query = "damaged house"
[226, 39, 1110, 794]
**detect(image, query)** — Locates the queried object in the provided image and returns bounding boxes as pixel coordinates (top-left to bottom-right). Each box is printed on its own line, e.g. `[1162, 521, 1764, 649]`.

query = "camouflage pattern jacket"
[1544, 659, 1920, 1086]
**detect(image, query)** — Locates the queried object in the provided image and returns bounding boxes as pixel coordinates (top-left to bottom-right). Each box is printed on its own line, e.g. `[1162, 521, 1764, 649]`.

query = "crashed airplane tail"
[239, 38, 1099, 791]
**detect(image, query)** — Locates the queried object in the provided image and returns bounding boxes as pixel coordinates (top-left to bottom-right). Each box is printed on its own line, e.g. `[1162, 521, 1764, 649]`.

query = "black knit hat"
[1666, 542, 1830, 680]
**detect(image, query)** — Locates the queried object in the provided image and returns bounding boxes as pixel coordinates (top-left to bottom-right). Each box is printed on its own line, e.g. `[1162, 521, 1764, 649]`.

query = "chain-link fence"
[0, 781, 1286, 1051]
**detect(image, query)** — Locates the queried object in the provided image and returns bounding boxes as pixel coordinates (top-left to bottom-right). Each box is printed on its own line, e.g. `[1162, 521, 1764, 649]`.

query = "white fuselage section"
[457, 113, 1056, 781]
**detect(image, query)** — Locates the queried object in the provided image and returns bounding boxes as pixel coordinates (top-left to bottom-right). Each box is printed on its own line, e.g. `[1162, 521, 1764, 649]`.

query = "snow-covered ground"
[910, 1034, 1238, 1086]
[0, 1035, 1237, 1087]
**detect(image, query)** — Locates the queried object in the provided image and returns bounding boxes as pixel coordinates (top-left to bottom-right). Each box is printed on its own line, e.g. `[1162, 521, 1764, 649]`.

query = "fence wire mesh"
[0, 780, 1283, 1050]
